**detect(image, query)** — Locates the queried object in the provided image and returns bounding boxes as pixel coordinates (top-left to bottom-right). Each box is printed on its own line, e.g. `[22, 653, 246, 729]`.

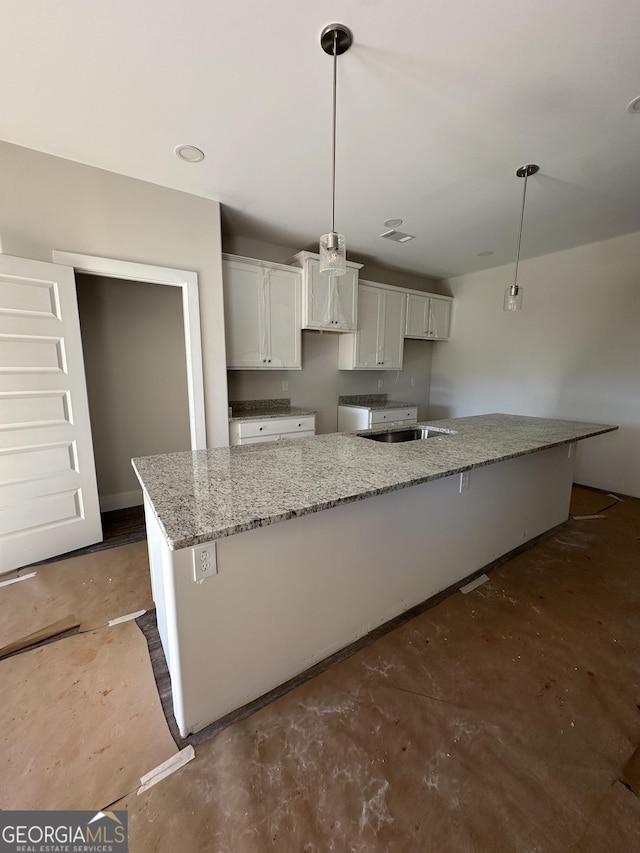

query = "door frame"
[52, 251, 206, 450]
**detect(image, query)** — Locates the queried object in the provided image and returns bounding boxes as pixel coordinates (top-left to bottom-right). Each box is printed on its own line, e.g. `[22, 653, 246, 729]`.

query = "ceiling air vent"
[379, 229, 415, 243]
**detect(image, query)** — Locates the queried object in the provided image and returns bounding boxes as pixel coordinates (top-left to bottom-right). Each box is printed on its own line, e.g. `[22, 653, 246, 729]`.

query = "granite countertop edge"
[132, 414, 618, 551]
[338, 400, 418, 411]
[229, 406, 317, 422]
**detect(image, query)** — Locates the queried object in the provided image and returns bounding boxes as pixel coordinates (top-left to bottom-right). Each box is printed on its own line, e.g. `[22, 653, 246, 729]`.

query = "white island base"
[144, 443, 575, 737]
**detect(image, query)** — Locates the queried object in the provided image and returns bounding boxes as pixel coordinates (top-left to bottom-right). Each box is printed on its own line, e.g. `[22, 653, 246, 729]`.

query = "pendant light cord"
[513, 172, 529, 289]
[330, 29, 338, 234]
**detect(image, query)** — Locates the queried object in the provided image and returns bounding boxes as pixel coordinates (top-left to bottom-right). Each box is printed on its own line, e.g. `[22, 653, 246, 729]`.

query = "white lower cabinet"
[223, 254, 302, 369]
[405, 291, 452, 340]
[337, 405, 418, 432]
[229, 415, 316, 446]
[338, 281, 406, 370]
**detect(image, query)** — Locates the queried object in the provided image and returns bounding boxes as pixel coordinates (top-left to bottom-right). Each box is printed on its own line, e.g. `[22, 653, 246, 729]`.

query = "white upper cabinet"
[288, 251, 362, 331]
[405, 291, 452, 340]
[338, 281, 407, 370]
[223, 255, 301, 369]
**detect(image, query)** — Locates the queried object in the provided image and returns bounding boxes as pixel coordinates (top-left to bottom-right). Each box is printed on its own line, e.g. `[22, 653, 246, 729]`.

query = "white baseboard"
[100, 490, 143, 512]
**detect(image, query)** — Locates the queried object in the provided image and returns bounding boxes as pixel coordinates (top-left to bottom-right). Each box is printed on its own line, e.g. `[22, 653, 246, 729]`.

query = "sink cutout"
[360, 427, 453, 443]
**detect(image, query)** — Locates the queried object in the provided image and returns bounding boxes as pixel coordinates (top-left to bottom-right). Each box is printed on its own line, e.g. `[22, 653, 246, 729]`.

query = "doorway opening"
[52, 252, 206, 513]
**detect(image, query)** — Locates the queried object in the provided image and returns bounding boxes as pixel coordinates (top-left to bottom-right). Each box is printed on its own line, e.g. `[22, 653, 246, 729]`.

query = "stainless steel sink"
[360, 427, 448, 443]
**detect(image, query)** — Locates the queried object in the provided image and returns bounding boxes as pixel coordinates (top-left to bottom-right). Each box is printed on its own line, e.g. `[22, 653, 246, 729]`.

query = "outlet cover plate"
[193, 543, 217, 583]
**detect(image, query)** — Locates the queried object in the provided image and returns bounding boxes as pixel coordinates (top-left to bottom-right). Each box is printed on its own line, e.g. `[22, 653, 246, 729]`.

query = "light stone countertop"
[132, 414, 616, 551]
[229, 406, 317, 422]
[337, 394, 418, 411]
[338, 400, 419, 411]
[228, 398, 316, 422]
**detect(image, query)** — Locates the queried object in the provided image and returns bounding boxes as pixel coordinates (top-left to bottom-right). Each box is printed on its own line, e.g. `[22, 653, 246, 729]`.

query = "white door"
[332, 270, 358, 331]
[428, 298, 451, 340]
[222, 259, 265, 368]
[354, 285, 382, 368]
[405, 293, 429, 338]
[0, 255, 102, 573]
[380, 289, 406, 369]
[306, 260, 331, 328]
[266, 267, 301, 369]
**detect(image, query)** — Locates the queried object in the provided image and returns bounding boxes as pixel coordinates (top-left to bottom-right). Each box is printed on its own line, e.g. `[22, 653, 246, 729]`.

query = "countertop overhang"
[229, 406, 316, 422]
[132, 414, 617, 551]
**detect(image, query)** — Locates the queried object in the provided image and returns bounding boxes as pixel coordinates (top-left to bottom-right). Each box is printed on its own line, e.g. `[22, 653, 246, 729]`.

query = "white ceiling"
[3, 0, 640, 279]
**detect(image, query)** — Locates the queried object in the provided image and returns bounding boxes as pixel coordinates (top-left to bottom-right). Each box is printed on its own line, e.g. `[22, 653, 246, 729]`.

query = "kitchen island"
[133, 414, 615, 736]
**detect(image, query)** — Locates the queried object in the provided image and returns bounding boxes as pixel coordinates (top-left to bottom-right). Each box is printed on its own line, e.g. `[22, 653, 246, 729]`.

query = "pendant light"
[503, 164, 539, 311]
[319, 23, 352, 277]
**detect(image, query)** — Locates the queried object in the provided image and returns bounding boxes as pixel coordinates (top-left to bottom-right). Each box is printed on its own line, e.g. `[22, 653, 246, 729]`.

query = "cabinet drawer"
[370, 408, 417, 425]
[237, 429, 315, 446]
[237, 415, 315, 438]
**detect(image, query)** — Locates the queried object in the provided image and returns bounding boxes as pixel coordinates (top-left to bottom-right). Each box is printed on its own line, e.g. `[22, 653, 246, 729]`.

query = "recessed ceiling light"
[383, 218, 403, 228]
[477, 251, 494, 257]
[627, 95, 640, 114]
[174, 144, 205, 163]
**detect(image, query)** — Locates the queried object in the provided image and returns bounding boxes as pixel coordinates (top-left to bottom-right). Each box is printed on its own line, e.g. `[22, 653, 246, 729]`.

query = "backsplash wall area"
[223, 234, 445, 434]
[227, 332, 434, 434]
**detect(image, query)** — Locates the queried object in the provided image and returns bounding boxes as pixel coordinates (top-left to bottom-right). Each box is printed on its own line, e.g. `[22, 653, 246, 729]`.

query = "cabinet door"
[223, 260, 266, 368]
[266, 267, 301, 368]
[428, 298, 451, 340]
[305, 259, 331, 328]
[380, 289, 406, 369]
[354, 285, 383, 368]
[405, 293, 429, 339]
[305, 260, 357, 331]
[331, 269, 358, 330]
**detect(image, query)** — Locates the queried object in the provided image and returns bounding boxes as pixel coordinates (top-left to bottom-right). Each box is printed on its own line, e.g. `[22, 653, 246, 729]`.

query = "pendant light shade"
[504, 164, 539, 311]
[319, 23, 352, 277]
[319, 231, 346, 275]
[503, 282, 523, 312]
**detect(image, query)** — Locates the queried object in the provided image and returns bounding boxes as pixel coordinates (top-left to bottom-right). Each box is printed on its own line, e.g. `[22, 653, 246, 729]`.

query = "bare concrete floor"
[114, 487, 640, 852]
[3, 487, 639, 851]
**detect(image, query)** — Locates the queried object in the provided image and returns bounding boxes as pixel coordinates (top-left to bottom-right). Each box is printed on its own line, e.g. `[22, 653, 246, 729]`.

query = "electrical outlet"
[281, 380, 289, 392]
[377, 378, 384, 388]
[193, 543, 217, 583]
[410, 376, 416, 387]
[459, 471, 470, 493]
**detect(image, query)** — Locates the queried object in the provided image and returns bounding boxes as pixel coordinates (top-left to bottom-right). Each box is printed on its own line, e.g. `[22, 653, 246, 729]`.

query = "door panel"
[222, 260, 266, 367]
[405, 293, 428, 338]
[429, 298, 451, 339]
[266, 268, 301, 369]
[381, 289, 406, 369]
[307, 260, 331, 328]
[355, 285, 382, 368]
[0, 255, 102, 572]
[333, 270, 357, 330]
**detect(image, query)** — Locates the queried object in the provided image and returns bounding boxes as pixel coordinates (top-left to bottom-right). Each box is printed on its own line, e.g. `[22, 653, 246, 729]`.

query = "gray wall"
[430, 230, 640, 498]
[228, 334, 434, 434]
[76, 275, 191, 508]
[223, 235, 441, 432]
[0, 140, 228, 447]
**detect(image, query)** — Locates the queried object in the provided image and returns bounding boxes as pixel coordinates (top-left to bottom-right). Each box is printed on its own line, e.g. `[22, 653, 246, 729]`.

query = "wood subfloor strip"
[28, 506, 146, 568]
